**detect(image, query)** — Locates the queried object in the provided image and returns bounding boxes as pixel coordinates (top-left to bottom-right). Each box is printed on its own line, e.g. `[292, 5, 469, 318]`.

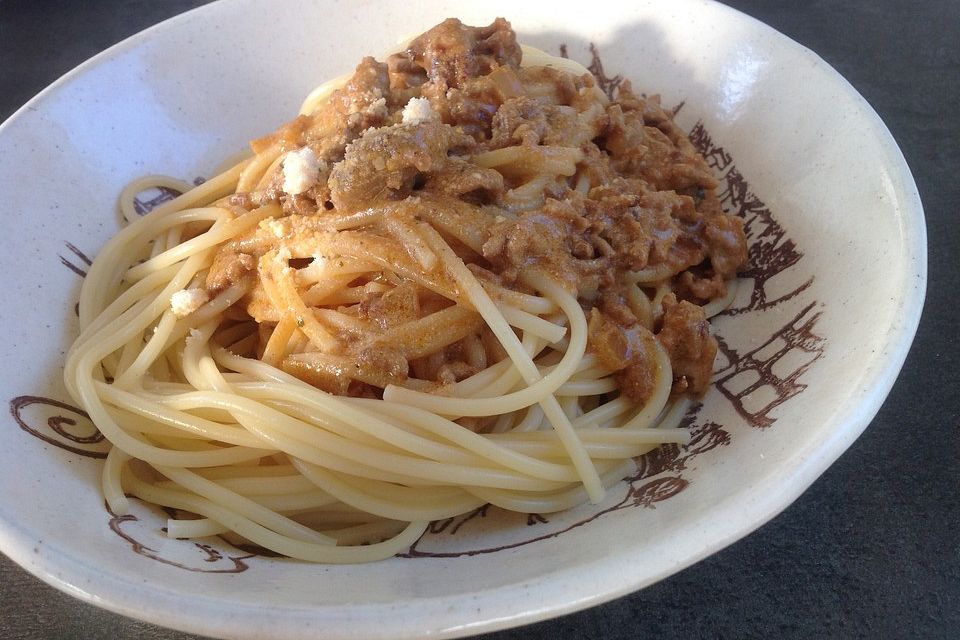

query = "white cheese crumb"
[402, 97, 438, 125]
[267, 219, 287, 238]
[170, 288, 210, 318]
[282, 147, 321, 195]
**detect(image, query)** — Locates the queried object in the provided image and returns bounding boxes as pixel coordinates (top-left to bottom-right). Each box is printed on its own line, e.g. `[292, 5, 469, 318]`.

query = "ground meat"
[281, 192, 322, 217]
[655, 295, 717, 395]
[485, 74, 604, 150]
[614, 82, 717, 178]
[674, 268, 728, 302]
[703, 213, 748, 278]
[587, 309, 656, 403]
[603, 106, 691, 190]
[428, 77, 507, 137]
[328, 121, 475, 211]
[584, 180, 683, 272]
[423, 162, 504, 203]
[482, 196, 608, 292]
[602, 83, 718, 193]
[489, 97, 549, 147]
[583, 177, 747, 288]
[206, 250, 255, 292]
[436, 360, 478, 385]
[307, 57, 393, 150]
[388, 18, 522, 139]
[392, 18, 521, 90]
[599, 288, 638, 327]
[228, 192, 253, 209]
[253, 57, 394, 163]
[359, 281, 420, 329]
[577, 143, 618, 189]
[488, 97, 597, 148]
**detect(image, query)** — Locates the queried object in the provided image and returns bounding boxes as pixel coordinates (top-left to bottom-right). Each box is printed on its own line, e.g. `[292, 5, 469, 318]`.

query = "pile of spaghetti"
[65, 18, 747, 563]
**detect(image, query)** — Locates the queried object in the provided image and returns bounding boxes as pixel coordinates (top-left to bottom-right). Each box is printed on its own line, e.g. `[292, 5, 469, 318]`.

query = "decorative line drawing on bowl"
[108, 503, 256, 573]
[8, 44, 825, 569]
[9, 395, 108, 459]
[133, 186, 184, 216]
[58, 242, 92, 278]
[715, 302, 824, 428]
[132, 177, 206, 217]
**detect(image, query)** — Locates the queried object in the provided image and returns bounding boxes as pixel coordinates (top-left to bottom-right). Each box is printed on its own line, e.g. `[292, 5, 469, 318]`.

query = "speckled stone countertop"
[1, 1, 956, 638]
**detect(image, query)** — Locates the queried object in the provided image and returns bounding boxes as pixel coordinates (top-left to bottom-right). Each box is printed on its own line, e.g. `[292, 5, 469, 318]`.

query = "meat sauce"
[208, 17, 747, 401]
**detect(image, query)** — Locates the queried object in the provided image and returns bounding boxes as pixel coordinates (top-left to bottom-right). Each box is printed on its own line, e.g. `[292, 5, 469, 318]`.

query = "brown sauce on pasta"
[208, 17, 746, 409]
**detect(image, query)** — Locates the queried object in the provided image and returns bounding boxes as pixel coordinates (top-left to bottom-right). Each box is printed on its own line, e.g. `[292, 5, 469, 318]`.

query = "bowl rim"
[0, 0, 927, 638]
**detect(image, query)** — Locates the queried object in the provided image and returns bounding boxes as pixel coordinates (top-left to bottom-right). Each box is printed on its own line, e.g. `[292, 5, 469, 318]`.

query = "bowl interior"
[0, 1, 924, 638]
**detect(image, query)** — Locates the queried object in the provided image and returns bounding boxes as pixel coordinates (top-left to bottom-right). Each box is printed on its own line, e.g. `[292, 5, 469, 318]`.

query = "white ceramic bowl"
[0, 1, 924, 638]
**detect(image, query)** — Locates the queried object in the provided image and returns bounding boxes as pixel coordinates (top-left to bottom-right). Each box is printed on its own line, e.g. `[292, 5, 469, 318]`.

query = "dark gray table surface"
[1, 1, 957, 638]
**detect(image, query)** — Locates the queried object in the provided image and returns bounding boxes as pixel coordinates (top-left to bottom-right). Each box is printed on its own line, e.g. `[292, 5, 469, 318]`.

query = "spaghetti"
[65, 18, 747, 563]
